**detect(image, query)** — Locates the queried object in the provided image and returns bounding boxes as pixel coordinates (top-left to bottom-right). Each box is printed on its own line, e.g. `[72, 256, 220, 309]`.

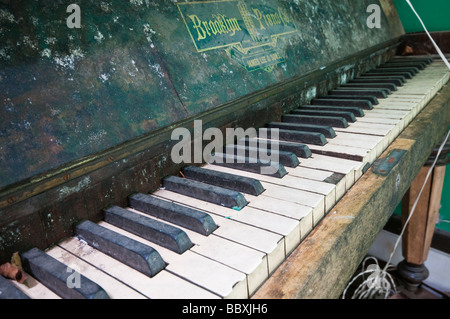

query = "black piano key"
[350, 78, 404, 87]
[75, 220, 166, 277]
[292, 109, 356, 123]
[225, 144, 300, 168]
[356, 75, 406, 85]
[0, 275, 30, 299]
[21, 248, 110, 299]
[182, 165, 265, 196]
[323, 173, 346, 185]
[329, 88, 388, 98]
[282, 114, 348, 128]
[382, 62, 426, 70]
[104, 205, 193, 254]
[163, 175, 248, 210]
[208, 153, 287, 178]
[296, 105, 364, 117]
[365, 71, 413, 79]
[239, 137, 312, 158]
[128, 192, 218, 235]
[391, 57, 433, 64]
[321, 94, 378, 105]
[311, 98, 373, 110]
[375, 66, 420, 74]
[266, 122, 335, 138]
[339, 82, 397, 92]
[263, 127, 328, 146]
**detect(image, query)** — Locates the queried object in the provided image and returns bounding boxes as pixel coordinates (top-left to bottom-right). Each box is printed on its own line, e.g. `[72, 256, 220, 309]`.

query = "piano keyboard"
[2, 58, 449, 299]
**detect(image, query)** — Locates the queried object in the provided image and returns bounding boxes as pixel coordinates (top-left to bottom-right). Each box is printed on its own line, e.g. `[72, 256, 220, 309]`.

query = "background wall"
[393, 0, 450, 33]
[393, 0, 450, 232]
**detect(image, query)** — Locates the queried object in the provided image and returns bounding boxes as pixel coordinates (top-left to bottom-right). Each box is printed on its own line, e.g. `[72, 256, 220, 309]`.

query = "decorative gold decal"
[177, 0, 297, 72]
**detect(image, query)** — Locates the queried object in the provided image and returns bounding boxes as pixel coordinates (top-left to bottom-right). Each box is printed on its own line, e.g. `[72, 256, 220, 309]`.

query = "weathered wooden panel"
[0, 0, 403, 189]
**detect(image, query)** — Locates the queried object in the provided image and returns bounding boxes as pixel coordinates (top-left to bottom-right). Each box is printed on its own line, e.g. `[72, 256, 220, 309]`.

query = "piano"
[0, 0, 449, 299]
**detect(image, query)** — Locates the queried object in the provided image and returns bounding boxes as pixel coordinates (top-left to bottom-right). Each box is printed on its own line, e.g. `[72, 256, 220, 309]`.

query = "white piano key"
[57, 236, 222, 299]
[154, 192, 286, 274]
[154, 188, 301, 255]
[203, 163, 330, 221]
[46, 246, 146, 299]
[126, 206, 268, 296]
[327, 131, 385, 158]
[100, 221, 248, 299]
[306, 142, 373, 163]
[8, 276, 62, 299]
[294, 153, 363, 189]
[286, 166, 347, 201]
[208, 161, 334, 226]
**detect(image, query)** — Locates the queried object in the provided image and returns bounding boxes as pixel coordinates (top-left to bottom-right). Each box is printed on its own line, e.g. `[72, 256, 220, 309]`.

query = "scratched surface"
[0, 0, 404, 189]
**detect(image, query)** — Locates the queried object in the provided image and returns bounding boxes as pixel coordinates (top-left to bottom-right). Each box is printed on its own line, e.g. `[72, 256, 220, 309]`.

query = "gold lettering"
[227, 17, 241, 36]
[252, 7, 293, 29]
[252, 9, 265, 30]
[247, 58, 260, 67]
[188, 13, 241, 40]
[202, 21, 212, 36]
[188, 15, 207, 40]
[278, 7, 292, 26]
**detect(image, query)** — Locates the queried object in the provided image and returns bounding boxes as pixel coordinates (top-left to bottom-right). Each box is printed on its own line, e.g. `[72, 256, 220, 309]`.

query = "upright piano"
[0, 0, 449, 299]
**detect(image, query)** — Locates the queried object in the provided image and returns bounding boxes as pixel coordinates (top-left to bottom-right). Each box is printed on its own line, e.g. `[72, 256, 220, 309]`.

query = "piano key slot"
[292, 109, 356, 123]
[339, 82, 397, 92]
[319, 94, 378, 105]
[104, 206, 193, 254]
[240, 137, 313, 158]
[350, 78, 404, 87]
[163, 175, 248, 210]
[266, 122, 336, 138]
[208, 153, 287, 178]
[74, 220, 166, 277]
[128, 192, 218, 235]
[329, 88, 388, 99]
[296, 105, 365, 117]
[382, 62, 427, 70]
[390, 57, 433, 64]
[282, 113, 349, 128]
[356, 75, 407, 85]
[224, 144, 300, 168]
[311, 98, 373, 109]
[365, 71, 413, 79]
[375, 66, 420, 74]
[20, 248, 110, 299]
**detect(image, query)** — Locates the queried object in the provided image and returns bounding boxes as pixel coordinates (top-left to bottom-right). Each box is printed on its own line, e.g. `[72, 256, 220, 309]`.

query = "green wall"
[392, 0, 450, 232]
[393, 0, 450, 33]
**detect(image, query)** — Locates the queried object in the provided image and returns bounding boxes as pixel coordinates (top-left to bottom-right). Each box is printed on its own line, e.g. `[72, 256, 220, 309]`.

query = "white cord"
[405, 0, 450, 70]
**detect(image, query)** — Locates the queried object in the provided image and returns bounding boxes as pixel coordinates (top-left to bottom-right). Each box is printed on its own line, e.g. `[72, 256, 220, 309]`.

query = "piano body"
[0, 0, 449, 299]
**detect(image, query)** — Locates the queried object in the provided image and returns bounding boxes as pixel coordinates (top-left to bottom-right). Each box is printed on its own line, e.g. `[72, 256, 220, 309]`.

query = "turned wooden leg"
[398, 162, 447, 290]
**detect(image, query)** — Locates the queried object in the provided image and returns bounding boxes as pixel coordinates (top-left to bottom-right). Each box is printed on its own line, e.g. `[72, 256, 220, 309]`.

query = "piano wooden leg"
[398, 153, 448, 291]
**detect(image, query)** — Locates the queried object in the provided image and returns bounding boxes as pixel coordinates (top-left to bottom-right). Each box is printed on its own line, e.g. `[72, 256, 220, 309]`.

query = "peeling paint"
[58, 177, 91, 200]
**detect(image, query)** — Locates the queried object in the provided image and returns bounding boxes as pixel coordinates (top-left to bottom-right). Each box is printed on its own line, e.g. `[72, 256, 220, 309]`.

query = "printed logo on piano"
[177, 0, 297, 72]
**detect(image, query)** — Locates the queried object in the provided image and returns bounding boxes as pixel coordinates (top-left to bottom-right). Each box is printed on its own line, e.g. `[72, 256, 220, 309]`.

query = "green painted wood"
[0, 0, 404, 190]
